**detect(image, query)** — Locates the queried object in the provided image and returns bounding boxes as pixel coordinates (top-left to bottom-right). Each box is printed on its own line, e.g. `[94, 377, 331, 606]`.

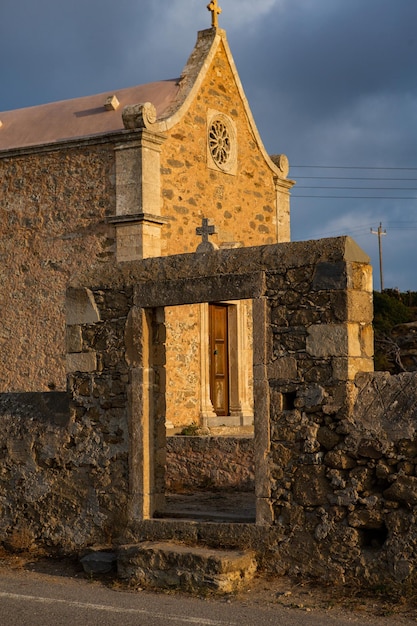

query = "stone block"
[66, 325, 82, 353]
[66, 287, 100, 326]
[312, 261, 347, 290]
[324, 450, 356, 470]
[267, 357, 297, 381]
[347, 263, 373, 292]
[116, 221, 163, 262]
[256, 498, 274, 525]
[66, 352, 97, 373]
[80, 551, 117, 574]
[307, 324, 349, 357]
[346, 291, 373, 323]
[332, 356, 374, 381]
[383, 476, 417, 505]
[293, 465, 332, 506]
[360, 324, 374, 357]
[117, 542, 257, 594]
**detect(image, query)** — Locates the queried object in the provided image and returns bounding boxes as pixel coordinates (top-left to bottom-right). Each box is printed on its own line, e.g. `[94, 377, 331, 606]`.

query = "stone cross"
[196, 217, 218, 253]
[207, 0, 222, 28]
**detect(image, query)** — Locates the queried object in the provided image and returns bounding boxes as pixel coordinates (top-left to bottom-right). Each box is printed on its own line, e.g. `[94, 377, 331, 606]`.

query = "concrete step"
[117, 541, 257, 594]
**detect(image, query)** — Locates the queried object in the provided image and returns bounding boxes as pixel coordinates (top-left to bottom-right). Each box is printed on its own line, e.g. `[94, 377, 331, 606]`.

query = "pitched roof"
[0, 80, 180, 151]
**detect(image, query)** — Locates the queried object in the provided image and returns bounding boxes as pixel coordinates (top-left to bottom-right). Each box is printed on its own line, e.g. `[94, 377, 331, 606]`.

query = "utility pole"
[370, 222, 387, 291]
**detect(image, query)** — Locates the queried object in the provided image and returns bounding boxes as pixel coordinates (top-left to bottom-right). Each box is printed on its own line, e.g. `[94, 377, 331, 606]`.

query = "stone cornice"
[108, 213, 169, 226]
[0, 129, 153, 160]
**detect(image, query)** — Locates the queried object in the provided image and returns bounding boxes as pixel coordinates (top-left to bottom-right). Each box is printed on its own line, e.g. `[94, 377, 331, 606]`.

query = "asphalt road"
[0, 568, 414, 626]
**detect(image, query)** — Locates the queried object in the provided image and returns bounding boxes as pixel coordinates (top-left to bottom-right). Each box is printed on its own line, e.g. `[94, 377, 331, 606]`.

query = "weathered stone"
[267, 357, 297, 381]
[66, 325, 83, 353]
[293, 466, 331, 506]
[348, 510, 384, 534]
[317, 426, 340, 450]
[117, 542, 257, 594]
[349, 466, 374, 492]
[383, 476, 417, 505]
[66, 352, 97, 373]
[80, 551, 117, 575]
[294, 384, 327, 411]
[324, 450, 356, 470]
[312, 261, 347, 291]
[357, 439, 383, 459]
[66, 287, 101, 326]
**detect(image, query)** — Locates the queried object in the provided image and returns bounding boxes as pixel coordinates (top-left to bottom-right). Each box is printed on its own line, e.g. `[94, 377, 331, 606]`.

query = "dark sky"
[1, 0, 416, 290]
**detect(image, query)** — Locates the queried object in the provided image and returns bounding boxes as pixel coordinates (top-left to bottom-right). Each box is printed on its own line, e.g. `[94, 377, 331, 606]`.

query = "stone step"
[117, 541, 257, 594]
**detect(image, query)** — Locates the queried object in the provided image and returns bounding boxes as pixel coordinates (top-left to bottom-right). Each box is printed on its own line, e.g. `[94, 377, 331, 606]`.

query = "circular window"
[207, 112, 237, 174]
[209, 119, 231, 166]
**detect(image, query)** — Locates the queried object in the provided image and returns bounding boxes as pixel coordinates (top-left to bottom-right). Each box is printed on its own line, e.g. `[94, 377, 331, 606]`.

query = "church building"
[0, 3, 294, 430]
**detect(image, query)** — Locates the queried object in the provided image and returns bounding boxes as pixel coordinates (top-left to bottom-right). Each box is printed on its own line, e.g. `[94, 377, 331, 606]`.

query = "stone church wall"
[159, 39, 285, 255]
[165, 304, 201, 427]
[0, 143, 116, 393]
[0, 37, 288, 397]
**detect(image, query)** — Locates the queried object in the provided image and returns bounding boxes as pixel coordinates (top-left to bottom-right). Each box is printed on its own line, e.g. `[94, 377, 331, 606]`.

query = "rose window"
[209, 119, 231, 166]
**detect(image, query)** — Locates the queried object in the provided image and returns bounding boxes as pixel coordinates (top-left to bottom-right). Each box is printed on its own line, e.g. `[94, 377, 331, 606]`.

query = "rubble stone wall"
[2, 239, 417, 589]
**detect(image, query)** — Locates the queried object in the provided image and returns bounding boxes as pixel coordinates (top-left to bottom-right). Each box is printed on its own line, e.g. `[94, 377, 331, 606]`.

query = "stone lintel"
[134, 272, 265, 308]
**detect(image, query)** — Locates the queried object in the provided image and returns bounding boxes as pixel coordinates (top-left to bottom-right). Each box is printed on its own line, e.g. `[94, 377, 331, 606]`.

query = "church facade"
[0, 17, 293, 428]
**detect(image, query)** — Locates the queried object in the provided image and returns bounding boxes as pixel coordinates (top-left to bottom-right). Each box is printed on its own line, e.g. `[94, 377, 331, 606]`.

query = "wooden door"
[209, 304, 229, 416]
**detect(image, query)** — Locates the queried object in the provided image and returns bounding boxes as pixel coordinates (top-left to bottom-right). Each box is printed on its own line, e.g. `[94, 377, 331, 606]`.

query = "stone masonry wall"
[159, 39, 286, 255]
[0, 390, 128, 552]
[2, 240, 417, 589]
[0, 34, 289, 395]
[0, 143, 116, 393]
[264, 370, 417, 586]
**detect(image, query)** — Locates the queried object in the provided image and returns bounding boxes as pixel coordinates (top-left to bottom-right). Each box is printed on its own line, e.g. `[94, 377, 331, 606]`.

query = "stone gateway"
[1, 7, 417, 592]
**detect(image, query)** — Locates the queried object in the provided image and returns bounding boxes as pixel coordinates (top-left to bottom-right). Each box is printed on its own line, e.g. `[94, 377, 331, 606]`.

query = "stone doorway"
[164, 301, 254, 432]
[156, 301, 256, 523]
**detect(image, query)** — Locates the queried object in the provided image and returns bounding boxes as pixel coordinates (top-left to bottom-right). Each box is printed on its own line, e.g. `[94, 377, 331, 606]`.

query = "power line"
[296, 186, 417, 190]
[292, 195, 416, 199]
[292, 165, 417, 170]
[294, 176, 417, 181]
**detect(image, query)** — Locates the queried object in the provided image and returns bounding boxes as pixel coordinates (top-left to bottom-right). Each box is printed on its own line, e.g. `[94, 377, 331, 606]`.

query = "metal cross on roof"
[196, 217, 218, 253]
[207, 0, 222, 28]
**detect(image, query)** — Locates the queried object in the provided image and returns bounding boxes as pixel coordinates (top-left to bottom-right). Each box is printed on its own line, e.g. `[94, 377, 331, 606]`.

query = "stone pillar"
[274, 177, 293, 243]
[126, 306, 166, 520]
[271, 154, 294, 243]
[306, 260, 374, 382]
[252, 296, 273, 525]
[111, 124, 168, 261]
[199, 303, 217, 425]
[228, 300, 253, 423]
